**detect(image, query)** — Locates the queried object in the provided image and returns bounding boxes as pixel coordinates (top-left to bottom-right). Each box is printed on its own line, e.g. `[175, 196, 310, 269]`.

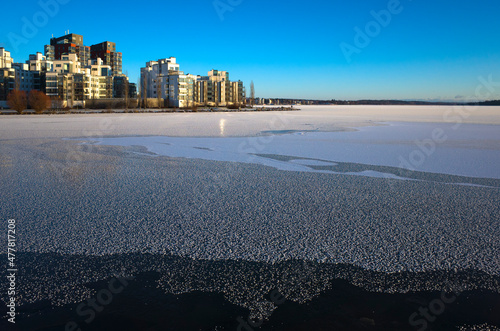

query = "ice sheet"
[2, 105, 500, 140]
[86, 121, 500, 179]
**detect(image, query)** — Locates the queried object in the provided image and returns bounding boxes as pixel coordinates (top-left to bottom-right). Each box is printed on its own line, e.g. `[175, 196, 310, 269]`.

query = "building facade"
[141, 58, 245, 107]
[0, 33, 134, 106]
[90, 41, 122, 76]
[0, 48, 16, 101]
[46, 33, 90, 68]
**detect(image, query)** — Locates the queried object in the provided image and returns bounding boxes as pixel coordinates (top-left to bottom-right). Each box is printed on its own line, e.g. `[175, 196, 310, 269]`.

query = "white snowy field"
[1, 105, 500, 140]
[2, 105, 499, 180]
[86, 121, 500, 180]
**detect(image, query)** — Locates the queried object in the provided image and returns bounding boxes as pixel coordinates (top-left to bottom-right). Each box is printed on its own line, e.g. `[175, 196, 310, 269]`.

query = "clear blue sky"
[2, 0, 500, 101]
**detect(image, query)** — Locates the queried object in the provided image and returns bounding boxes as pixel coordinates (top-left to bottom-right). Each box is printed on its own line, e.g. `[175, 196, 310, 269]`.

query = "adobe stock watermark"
[6, 219, 18, 324]
[397, 74, 499, 172]
[339, 0, 408, 63]
[7, 0, 70, 52]
[236, 114, 290, 159]
[409, 290, 460, 330]
[190, 113, 290, 210]
[48, 115, 123, 183]
[65, 273, 135, 331]
[213, 0, 243, 21]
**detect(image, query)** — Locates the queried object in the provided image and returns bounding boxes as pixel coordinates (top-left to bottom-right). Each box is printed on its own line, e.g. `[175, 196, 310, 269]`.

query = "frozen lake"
[1, 105, 499, 323]
[84, 121, 500, 180]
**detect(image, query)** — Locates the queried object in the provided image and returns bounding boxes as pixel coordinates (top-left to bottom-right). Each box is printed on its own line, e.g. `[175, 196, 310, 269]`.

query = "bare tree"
[28, 90, 51, 113]
[7, 90, 27, 113]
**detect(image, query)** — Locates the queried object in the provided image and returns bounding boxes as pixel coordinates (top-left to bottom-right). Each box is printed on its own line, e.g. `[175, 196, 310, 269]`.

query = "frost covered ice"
[0, 106, 499, 321]
[85, 121, 500, 180]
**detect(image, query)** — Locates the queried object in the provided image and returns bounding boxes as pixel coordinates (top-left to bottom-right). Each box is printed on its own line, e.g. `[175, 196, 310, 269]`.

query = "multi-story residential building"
[12, 63, 40, 93]
[140, 57, 179, 95]
[0, 48, 16, 101]
[141, 57, 188, 107]
[141, 58, 245, 107]
[231, 80, 246, 105]
[46, 33, 124, 76]
[27, 53, 53, 73]
[113, 75, 137, 99]
[42, 54, 113, 104]
[52, 53, 82, 74]
[2, 33, 133, 106]
[90, 41, 122, 76]
[44, 45, 55, 62]
[164, 72, 197, 107]
[0, 67, 15, 102]
[196, 70, 245, 106]
[0, 48, 14, 69]
[45, 33, 90, 68]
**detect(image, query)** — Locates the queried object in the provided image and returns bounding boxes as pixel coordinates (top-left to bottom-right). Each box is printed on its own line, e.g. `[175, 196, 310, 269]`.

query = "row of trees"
[7, 90, 51, 114]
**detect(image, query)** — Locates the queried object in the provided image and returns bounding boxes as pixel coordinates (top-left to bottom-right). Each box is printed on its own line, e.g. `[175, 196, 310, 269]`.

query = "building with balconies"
[46, 33, 90, 68]
[0, 48, 16, 102]
[90, 41, 122, 76]
[141, 58, 245, 107]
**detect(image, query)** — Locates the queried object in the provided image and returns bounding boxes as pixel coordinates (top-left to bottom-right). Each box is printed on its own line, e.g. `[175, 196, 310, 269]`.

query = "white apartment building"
[0, 48, 16, 102]
[0, 48, 13, 69]
[141, 58, 245, 107]
[141, 57, 197, 107]
[52, 53, 82, 74]
[44, 55, 113, 103]
[27, 52, 53, 72]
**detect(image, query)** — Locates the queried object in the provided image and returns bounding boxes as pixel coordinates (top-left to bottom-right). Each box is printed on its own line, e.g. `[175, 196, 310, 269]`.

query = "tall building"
[46, 34, 124, 76]
[39, 33, 130, 104]
[12, 63, 39, 93]
[2, 33, 133, 106]
[0, 48, 16, 101]
[45, 33, 90, 68]
[141, 57, 187, 106]
[196, 70, 244, 106]
[231, 80, 246, 105]
[141, 58, 245, 107]
[0, 47, 14, 69]
[27, 53, 53, 73]
[113, 75, 137, 99]
[90, 41, 122, 76]
[41, 53, 114, 104]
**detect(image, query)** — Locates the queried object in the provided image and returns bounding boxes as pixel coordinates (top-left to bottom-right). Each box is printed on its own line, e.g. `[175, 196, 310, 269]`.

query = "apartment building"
[27, 53, 53, 73]
[90, 41, 123, 76]
[0, 48, 15, 101]
[12, 63, 40, 92]
[45, 33, 123, 77]
[113, 75, 137, 99]
[0, 48, 14, 69]
[141, 57, 189, 107]
[141, 58, 245, 107]
[45, 33, 90, 68]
